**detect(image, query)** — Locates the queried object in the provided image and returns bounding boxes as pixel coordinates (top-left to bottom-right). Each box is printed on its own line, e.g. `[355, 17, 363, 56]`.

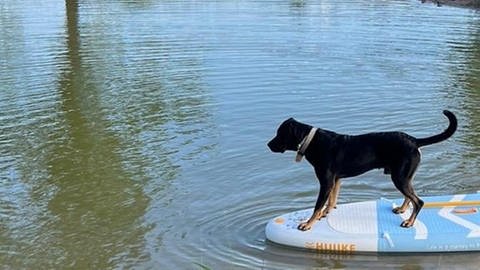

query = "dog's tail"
[415, 110, 457, 147]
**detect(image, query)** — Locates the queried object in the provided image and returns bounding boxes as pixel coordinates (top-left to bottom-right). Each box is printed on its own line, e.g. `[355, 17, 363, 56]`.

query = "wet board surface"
[266, 193, 480, 253]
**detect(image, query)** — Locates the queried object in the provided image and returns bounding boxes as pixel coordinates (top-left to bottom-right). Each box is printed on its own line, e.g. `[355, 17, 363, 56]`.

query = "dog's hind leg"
[397, 183, 423, 228]
[391, 150, 424, 228]
[392, 197, 411, 214]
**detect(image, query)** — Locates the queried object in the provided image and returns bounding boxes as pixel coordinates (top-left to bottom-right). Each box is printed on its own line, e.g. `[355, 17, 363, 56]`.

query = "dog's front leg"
[325, 177, 341, 216]
[298, 171, 334, 231]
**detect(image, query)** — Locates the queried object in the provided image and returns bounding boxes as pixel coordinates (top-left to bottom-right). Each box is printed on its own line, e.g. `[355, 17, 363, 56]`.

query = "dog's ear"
[285, 117, 296, 124]
[284, 118, 301, 138]
[287, 118, 311, 141]
[280, 117, 295, 127]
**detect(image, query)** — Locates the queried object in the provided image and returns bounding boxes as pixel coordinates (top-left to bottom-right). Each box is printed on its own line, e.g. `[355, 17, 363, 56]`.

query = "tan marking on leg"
[298, 209, 324, 231]
[402, 194, 423, 228]
[393, 197, 411, 214]
[401, 218, 415, 228]
[398, 152, 422, 227]
[326, 178, 341, 214]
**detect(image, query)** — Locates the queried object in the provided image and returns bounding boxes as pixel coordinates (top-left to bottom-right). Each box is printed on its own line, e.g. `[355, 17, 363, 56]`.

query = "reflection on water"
[447, 18, 480, 194]
[0, 0, 215, 268]
[43, 1, 150, 268]
[0, 0, 479, 269]
[461, 24, 480, 156]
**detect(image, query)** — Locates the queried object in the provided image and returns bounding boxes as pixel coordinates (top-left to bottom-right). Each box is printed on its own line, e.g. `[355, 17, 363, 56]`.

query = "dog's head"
[267, 118, 306, 153]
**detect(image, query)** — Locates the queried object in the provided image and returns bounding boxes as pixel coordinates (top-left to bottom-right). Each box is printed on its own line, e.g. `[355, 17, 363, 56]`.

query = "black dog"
[268, 110, 457, 231]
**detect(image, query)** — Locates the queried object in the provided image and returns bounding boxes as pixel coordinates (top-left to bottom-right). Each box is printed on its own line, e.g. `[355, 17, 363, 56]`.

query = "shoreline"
[422, 0, 480, 8]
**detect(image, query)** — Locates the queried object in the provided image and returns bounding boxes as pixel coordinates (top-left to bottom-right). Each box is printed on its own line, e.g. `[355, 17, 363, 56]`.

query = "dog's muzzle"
[267, 138, 285, 153]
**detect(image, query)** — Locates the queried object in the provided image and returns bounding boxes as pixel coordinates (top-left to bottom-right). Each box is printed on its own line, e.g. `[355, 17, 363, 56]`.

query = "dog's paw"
[298, 222, 312, 231]
[400, 220, 414, 228]
[392, 207, 405, 214]
[322, 205, 336, 217]
[327, 205, 337, 212]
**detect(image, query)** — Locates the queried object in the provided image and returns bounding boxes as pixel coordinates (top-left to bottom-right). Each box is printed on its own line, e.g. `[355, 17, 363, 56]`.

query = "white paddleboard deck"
[266, 193, 480, 253]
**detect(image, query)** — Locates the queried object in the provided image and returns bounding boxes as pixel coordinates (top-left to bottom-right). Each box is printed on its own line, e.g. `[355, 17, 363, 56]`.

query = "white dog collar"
[295, 128, 317, 162]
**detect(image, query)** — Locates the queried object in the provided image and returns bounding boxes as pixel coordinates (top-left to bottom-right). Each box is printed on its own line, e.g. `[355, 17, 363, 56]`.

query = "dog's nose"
[267, 141, 273, 150]
[268, 138, 283, 153]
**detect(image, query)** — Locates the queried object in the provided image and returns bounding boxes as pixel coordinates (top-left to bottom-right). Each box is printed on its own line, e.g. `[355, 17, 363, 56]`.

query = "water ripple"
[1, 0, 480, 269]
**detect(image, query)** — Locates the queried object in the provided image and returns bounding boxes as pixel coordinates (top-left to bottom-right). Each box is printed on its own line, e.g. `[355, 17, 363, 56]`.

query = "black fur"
[267, 110, 457, 231]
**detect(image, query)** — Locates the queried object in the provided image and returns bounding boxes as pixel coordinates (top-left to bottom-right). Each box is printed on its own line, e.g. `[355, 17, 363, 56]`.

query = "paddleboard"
[266, 193, 480, 253]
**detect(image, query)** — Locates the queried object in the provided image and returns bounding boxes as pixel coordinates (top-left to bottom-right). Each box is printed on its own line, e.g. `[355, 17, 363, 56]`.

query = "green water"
[1, 0, 479, 268]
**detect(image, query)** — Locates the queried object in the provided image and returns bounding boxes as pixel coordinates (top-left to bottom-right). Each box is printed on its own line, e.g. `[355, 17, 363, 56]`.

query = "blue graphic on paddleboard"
[377, 193, 480, 252]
